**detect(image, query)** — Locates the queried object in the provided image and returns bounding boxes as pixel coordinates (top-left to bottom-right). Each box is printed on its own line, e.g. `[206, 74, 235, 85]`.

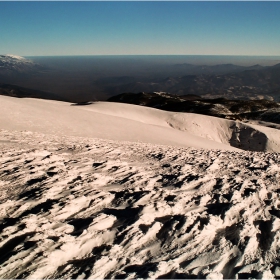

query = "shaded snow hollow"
[1, 96, 280, 278]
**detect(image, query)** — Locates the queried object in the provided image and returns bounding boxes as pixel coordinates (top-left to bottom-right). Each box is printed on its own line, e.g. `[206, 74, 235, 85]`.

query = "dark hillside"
[108, 92, 280, 124]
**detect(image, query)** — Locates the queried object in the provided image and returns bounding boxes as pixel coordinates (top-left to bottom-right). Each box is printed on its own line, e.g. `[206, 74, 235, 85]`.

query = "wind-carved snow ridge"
[0, 129, 280, 279]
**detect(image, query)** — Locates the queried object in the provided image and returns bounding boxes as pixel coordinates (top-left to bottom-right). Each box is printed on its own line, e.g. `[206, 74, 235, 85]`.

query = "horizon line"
[21, 54, 280, 57]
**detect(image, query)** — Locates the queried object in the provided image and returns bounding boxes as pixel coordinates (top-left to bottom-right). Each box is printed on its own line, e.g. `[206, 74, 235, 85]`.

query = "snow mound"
[0, 96, 235, 151]
[75, 101, 280, 152]
[1, 96, 280, 152]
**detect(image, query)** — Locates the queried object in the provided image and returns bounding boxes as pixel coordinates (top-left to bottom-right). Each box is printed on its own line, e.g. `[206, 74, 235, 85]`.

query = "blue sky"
[1, 1, 280, 56]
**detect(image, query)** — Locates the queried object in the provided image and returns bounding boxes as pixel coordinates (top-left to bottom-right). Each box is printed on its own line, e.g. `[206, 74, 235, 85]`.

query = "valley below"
[1, 55, 280, 103]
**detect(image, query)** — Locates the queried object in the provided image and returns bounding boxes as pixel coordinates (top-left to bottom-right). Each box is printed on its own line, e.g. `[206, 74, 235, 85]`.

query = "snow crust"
[0, 129, 280, 279]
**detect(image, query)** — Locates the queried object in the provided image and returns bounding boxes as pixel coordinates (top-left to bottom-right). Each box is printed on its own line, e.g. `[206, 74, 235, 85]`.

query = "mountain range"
[103, 63, 280, 101]
[1, 55, 280, 102]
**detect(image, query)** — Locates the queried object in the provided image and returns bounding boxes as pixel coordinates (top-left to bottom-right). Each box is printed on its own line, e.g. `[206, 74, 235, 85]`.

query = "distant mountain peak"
[5, 54, 27, 60]
[0, 54, 43, 74]
[0, 54, 31, 62]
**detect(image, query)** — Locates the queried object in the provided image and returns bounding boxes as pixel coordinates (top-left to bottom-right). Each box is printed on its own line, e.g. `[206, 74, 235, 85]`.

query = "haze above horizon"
[1, 1, 280, 56]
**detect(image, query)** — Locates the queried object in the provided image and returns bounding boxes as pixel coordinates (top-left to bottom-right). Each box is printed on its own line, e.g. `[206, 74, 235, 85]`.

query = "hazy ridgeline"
[1, 55, 280, 102]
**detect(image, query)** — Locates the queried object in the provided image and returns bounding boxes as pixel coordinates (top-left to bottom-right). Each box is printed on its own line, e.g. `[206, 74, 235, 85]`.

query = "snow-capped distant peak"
[0, 54, 42, 74]
[5, 54, 27, 60]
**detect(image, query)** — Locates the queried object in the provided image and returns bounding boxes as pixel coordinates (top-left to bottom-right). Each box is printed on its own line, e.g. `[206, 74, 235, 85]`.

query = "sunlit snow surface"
[1, 96, 280, 278]
[0, 129, 280, 279]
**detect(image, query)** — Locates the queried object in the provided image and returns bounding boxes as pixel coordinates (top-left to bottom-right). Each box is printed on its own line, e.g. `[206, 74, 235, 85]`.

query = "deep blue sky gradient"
[1, 1, 280, 56]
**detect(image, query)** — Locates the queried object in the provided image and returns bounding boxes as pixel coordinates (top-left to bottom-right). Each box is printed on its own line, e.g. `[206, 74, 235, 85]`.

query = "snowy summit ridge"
[0, 54, 42, 74]
[0, 54, 31, 63]
[5, 54, 27, 60]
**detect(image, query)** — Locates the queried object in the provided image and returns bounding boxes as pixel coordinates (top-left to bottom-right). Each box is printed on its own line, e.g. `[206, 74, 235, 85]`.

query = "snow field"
[1, 96, 280, 278]
[1, 95, 280, 152]
[0, 130, 280, 279]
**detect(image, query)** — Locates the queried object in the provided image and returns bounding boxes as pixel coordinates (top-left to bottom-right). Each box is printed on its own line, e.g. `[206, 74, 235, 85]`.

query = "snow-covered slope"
[87, 101, 280, 152]
[0, 95, 237, 151]
[0, 55, 41, 74]
[0, 130, 280, 279]
[1, 95, 280, 152]
[1, 96, 280, 279]
[0, 96, 280, 151]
